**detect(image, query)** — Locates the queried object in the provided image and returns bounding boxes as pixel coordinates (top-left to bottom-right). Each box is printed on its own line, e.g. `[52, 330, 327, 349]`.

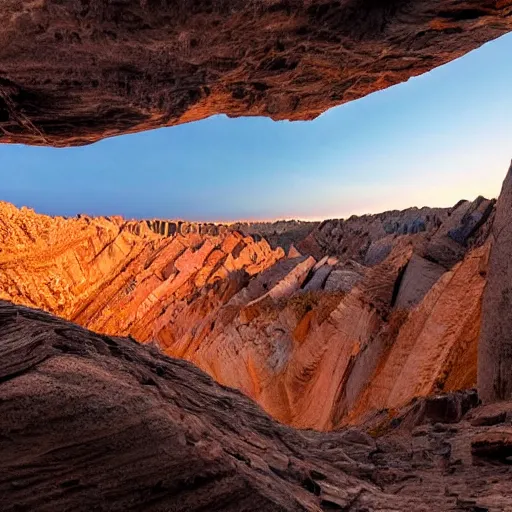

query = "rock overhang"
[0, 0, 511, 146]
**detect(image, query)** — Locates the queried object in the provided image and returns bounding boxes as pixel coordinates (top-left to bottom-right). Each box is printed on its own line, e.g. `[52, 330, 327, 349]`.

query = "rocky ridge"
[1, 1, 512, 145]
[126, 218, 231, 237]
[232, 220, 319, 252]
[0, 196, 495, 429]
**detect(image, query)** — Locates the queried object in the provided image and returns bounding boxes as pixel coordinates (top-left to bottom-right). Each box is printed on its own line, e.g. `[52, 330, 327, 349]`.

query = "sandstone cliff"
[479, 160, 512, 402]
[1, 301, 512, 511]
[1, 1, 512, 145]
[0, 196, 494, 429]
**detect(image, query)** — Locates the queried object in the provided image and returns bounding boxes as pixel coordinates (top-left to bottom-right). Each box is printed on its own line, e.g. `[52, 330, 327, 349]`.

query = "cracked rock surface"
[1, 301, 512, 511]
[0, 0, 511, 146]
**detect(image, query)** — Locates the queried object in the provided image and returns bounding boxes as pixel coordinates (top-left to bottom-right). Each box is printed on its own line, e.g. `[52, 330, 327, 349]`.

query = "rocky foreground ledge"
[1, 301, 511, 511]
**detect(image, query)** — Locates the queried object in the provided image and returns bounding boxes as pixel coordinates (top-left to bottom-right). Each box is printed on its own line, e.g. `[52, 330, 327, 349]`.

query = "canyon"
[0, 1, 511, 146]
[2, 2, 512, 508]
[0, 191, 495, 430]
[2, 171, 512, 511]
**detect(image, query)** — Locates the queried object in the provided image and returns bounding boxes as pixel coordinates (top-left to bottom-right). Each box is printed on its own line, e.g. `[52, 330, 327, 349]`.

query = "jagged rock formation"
[479, 160, 512, 402]
[233, 220, 318, 252]
[1, 301, 512, 511]
[239, 199, 495, 268]
[126, 219, 229, 237]
[0, 201, 284, 320]
[1, 1, 512, 146]
[0, 197, 495, 429]
[297, 206, 451, 261]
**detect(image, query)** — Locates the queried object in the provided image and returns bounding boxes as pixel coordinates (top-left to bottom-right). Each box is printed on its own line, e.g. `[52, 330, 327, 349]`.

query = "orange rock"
[0, 199, 495, 430]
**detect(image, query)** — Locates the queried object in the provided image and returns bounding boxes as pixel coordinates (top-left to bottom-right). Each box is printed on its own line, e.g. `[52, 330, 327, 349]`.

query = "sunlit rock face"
[3, 302, 512, 511]
[0, 197, 494, 429]
[1, 0, 511, 146]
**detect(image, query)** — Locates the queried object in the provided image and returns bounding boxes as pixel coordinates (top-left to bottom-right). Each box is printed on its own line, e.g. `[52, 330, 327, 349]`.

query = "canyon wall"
[126, 219, 230, 237]
[479, 161, 512, 402]
[232, 220, 318, 252]
[0, 197, 494, 429]
[1, 1, 512, 146]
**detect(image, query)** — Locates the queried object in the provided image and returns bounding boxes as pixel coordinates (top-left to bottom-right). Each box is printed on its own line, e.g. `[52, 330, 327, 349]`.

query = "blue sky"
[1, 32, 512, 222]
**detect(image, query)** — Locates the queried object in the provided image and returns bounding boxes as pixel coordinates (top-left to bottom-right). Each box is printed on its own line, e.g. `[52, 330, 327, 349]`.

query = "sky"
[1, 33, 512, 222]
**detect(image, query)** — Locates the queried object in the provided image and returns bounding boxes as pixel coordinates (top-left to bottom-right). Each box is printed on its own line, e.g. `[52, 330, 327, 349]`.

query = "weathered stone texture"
[0, 196, 495, 429]
[0, 0, 511, 146]
[1, 302, 512, 511]
[478, 161, 512, 402]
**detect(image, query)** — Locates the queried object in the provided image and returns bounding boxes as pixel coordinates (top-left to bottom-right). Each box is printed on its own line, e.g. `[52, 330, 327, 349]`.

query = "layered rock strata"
[479, 161, 512, 402]
[0, 196, 495, 429]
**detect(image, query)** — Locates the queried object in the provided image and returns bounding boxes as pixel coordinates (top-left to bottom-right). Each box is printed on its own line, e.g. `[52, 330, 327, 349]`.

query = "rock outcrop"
[348, 243, 489, 424]
[299, 206, 449, 261]
[0, 197, 495, 429]
[479, 161, 512, 402]
[233, 220, 318, 252]
[126, 219, 230, 237]
[1, 1, 512, 146]
[2, 301, 512, 511]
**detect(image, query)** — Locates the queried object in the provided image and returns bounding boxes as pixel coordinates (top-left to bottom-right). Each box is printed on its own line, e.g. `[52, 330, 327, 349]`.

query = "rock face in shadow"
[0, 198, 495, 429]
[479, 161, 512, 402]
[232, 220, 319, 252]
[241, 198, 495, 270]
[0, 1, 512, 146]
[2, 301, 512, 511]
[0, 301, 384, 512]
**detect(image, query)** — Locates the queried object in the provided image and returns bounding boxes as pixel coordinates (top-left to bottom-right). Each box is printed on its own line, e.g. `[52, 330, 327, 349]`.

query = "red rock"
[0, 197, 496, 430]
[0, 2, 512, 145]
[350, 243, 488, 423]
[469, 403, 512, 427]
[471, 428, 512, 460]
[287, 244, 302, 258]
[479, 161, 512, 402]
[0, 301, 391, 511]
